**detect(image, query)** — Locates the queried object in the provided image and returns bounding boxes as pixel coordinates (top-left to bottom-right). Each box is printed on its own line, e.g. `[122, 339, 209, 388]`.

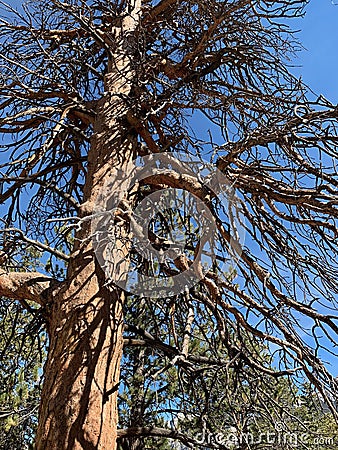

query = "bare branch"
[0, 271, 59, 306]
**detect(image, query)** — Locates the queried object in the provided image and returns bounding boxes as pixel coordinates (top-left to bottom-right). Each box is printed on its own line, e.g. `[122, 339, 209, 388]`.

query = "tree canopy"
[1, 1, 338, 448]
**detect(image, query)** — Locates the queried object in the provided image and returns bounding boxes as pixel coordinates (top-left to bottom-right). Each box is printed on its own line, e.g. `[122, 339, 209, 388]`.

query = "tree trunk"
[35, 273, 126, 450]
[35, 3, 141, 448]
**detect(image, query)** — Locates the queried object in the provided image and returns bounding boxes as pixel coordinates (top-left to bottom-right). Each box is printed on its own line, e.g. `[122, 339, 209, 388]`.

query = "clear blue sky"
[292, 1, 338, 101]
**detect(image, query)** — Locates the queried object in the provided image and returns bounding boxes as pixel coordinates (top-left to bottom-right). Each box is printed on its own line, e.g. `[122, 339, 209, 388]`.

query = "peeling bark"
[34, 3, 142, 449]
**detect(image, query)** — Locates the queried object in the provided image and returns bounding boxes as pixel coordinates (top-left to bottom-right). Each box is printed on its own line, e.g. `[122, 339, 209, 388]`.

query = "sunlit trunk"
[35, 3, 141, 447]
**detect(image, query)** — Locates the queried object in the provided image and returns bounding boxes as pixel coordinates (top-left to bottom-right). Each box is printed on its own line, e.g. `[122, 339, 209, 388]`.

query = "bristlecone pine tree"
[1, 1, 338, 449]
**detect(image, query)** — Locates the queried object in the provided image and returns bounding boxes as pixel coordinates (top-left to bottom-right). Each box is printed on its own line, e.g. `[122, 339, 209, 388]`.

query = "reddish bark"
[34, 5, 141, 447]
